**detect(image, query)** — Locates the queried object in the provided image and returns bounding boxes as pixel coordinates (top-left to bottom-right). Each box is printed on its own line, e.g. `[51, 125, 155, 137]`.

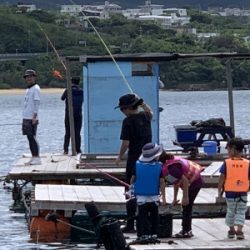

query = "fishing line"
[79, 161, 129, 188]
[69, 0, 133, 93]
[36, 22, 67, 71]
[0, 123, 21, 126]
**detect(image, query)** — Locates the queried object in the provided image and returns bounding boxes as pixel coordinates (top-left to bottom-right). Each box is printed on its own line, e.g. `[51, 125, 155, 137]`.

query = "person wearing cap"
[130, 142, 166, 240]
[115, 93, 153, 233]
[22, 69, 41, 165]
[61, 76, 83, 154]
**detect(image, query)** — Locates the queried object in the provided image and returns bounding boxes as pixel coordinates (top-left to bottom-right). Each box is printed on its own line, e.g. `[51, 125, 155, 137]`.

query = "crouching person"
[131, 143, 166, 241]
[159, 152, 204, 238]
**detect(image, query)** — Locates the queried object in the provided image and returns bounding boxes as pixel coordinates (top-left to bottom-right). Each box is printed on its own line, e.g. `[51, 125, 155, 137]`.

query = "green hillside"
[1, 6, 250, 90]
[0, 0, 250, 9]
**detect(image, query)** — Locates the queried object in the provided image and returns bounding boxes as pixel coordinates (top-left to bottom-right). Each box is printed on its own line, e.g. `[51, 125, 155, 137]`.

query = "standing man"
[115, 93, 153, 233]
[61, 76, 83, 154]
[22, 69, 41, 165]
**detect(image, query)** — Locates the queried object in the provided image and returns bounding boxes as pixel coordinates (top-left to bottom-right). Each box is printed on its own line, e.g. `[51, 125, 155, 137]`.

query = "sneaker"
[174, 230, 193, 238]
[24, 158, 33, 165]
[29, 157, 42, 165]
[151, 234, 158, 239]
[236, 231, 244, 240]
[228, 229, 235, 239]
[63, 151, 68, 155]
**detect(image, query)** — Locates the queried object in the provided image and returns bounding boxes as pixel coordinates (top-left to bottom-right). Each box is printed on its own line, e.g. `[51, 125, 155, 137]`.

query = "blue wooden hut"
[82, 54, 161, 154]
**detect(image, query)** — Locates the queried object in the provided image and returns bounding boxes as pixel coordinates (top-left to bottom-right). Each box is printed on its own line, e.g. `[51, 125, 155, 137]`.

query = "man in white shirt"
[22, 69, 41, 165]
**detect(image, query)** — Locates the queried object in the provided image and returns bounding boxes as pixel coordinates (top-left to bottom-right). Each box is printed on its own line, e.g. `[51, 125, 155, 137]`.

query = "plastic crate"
[174, 125, 197, 143]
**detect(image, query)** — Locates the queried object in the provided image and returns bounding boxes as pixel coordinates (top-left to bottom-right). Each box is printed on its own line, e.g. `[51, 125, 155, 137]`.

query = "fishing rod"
[36, 22, 66, 71]
[0, 123, 21, 126]
[69, 0, 133, 94]
[45, 212, 95, 235]
[83, 162, 130, 188]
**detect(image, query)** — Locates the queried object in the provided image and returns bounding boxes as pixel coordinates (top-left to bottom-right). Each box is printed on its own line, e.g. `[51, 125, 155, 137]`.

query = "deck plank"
[129, 218, 250, 249]
[201, 161, 223, 176]
[32, 185, 229, 213]
[9, 154, 224, 187]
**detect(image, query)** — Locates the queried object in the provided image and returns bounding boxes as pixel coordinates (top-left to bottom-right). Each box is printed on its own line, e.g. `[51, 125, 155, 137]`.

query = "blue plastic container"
[202, 141, 217, 155]
[174, 125, 197, 143]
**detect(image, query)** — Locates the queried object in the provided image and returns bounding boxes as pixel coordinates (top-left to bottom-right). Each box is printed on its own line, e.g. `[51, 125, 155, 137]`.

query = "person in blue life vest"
[218, 137, 250, 240]
[130, 142, 166, 240]
[61, 76, 83, 154]
[115, 93, 153, 233]
[22, 69, 41, 165]
[159, 151, 204, 238]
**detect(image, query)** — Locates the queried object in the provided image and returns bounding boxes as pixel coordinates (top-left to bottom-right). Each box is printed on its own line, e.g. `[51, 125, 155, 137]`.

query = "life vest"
[162, 156, 204, 186]
[134, 161, 162, 196]
[224, 158, 250, 192]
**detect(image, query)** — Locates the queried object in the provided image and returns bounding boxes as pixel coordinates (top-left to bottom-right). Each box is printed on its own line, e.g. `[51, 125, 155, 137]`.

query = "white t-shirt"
[22, 84, 41, 119]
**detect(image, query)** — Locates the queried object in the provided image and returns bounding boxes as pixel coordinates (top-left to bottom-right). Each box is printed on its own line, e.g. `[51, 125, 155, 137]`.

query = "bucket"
[157, 213, 173, 238]
[202, 141, 217, 155]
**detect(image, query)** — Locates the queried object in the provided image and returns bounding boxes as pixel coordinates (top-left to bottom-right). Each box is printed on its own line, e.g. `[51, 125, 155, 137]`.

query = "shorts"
[22, 119, 38, 136]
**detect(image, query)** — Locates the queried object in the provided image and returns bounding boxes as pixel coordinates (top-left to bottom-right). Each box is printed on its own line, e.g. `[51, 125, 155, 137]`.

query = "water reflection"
[0, 90, 250, 248]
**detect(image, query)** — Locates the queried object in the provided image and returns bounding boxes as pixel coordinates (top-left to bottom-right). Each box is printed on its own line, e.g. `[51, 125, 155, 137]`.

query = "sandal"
[227, 229, 235, 239]
[236, 231, 244, 240]
[174, 230, 193, 238]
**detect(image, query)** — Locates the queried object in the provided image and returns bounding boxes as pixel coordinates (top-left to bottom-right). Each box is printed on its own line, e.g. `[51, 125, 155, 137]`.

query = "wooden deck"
[128, 218, 250, 249]
[30, 184, 250, 217]
[30, 184, 250, 249]
[200, 161, 223, 186]
[8, 154, 222, 187]
[8, 153, 126, 181]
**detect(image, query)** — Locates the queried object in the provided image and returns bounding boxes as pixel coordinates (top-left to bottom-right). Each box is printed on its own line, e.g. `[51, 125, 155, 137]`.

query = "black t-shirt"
[120, 111, 152, 162]
[61, 85, 83, 118]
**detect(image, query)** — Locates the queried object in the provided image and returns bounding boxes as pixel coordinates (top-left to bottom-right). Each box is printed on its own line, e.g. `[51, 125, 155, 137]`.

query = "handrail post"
[226, 59, 235, 136]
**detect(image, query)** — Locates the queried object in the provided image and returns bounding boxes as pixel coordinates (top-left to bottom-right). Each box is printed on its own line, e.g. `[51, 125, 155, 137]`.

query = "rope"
[56, 219, 96, 235]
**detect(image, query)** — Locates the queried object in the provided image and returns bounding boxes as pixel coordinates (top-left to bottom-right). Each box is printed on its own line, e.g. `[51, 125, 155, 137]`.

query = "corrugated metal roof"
[66, 52, 250, 62]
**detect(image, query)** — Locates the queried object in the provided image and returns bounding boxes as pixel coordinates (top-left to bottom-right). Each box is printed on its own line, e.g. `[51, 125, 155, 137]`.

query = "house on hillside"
[60, 1, 122, 19]
[122, 1, 190, 27]
[16, 3, 36, 13]
[139, 0, 164, 15]
[219, 8, 250, 17]
[60, 5, 81, 15]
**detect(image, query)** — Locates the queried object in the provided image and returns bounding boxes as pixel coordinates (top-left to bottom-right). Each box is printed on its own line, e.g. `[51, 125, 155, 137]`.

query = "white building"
[61, 1, 122, 19]
[138, 13, 190, 27]
[17, 4, 36, 12]
[219, 8, 250, 17]
[139, 0, 164, 15]
[123, 1, 190, 26]
[60, 5, 81, 15]
[197, 32, 218, 39]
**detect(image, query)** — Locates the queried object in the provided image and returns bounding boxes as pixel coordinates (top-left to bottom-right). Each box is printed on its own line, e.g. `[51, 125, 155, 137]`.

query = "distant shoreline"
[0, 88, 64, 95]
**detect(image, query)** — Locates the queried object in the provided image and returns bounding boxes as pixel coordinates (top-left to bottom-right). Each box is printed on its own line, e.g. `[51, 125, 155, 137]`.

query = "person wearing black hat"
[61, 76, 83, 154]
[22, 69, 41, 165]
[115, 93, 153, 233]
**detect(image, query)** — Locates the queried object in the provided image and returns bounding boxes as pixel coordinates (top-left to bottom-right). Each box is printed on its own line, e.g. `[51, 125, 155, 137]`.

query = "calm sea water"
[0, 90, 250, 249]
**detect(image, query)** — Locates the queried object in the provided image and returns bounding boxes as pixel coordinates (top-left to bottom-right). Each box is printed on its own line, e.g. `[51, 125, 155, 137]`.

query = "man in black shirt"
[61, 76, 83, 154]
[115, 93, 153, 233]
